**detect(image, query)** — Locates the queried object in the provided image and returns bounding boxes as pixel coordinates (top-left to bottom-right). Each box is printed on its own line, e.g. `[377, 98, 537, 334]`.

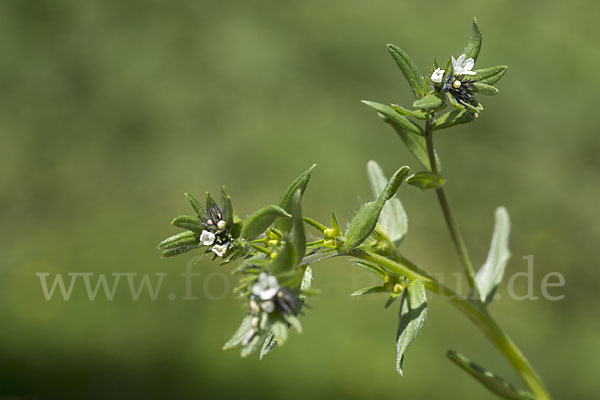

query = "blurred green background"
[1, 0, 599, 398]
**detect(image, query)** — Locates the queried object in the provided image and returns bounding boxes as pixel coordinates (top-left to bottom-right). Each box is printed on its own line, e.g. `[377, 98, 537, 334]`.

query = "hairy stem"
[424, 121, 479, 299]
[349, 250, 550, 399]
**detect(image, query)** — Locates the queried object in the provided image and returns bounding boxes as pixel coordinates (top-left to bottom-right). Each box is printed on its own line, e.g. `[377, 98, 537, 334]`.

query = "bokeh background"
[1, 0, 599, 398]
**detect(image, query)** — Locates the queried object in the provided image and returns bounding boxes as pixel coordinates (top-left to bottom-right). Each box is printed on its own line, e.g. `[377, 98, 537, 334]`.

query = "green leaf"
[367, 160, 408, 245]
[447, 351, 535, 400]
[391, 104, 428, 120]
[259, 331, 277, 359]
[289, 189, 306, 262]
[472, 66, 508, 85]
[406, 171, 445, 190]
[205, 192, 218, 211]
[362, 100, 424, 136]
[413, 93, 444, 111]
[472, 82, 499, 96]
[433, 110, 476, 131]
[396, 280, 427, 376]
[362, 101, 439, 171]
[275, 164, 316, 232]
[350, 285, 387, 297]
[271, 320, 289, 346]
[351, 260, 387, 279]
[463, 18, 482, 62]
[386, 44, 424, 99]
[171, 215, 204, 234]
[184, 192, 204, 216]
[222, 186, 235, 228]
[475, 207, 511, 305]
[269, 241, 296, 275]
[241, 205, 291, 240]
[331, 212, 342, 236]
[157, 230, 198, 250]
[345, 166, 410, 249]
[223, 315, 253, 350]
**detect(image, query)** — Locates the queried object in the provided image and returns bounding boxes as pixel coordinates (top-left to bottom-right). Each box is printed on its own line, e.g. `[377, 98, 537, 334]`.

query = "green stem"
[424, 121, 479, 299]
[349, 250, 550, 400]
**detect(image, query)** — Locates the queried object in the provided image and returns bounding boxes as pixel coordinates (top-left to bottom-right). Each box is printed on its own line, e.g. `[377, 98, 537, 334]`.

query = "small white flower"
[200, 230, 215, 246]
[211, 243, 228, 257]
[431, 68, 445, 83]
[451, 54, 476, 76]
[217, 220, 227, 230]
[261, 300, 275, 313]
[252, 272, 280, 300]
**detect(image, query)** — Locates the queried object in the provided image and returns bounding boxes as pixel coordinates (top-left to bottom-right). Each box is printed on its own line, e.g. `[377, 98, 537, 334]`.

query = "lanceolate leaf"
[350, 285, 387, 297]
[223, 315, 253, 350]
[391, 104, 428, 120]
[171, 215, 204, 234]
[475, 207, 511, 305]
[269, 241, 296, 275]
[387, 44, 424, 99]
[157, 231, 198, 250]
[463, 18, 482, 62]
[241, 204, 291, 240]
[367, 160, 408, 245]
[184, 192, 204, 216]
[345, 166, 410, 249]
[396, 280, 427, 376]
[362, 100, 424, 135]
[289, 189, 306, 262]
[362, 101, 439, 170]
[275, 164, 316, 232]
[447, 351, 535, 400]
[472, 66, 508, 85]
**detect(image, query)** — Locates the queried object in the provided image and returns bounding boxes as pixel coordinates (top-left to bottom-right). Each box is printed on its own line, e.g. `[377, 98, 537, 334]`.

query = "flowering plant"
[158, 19, 550, 400]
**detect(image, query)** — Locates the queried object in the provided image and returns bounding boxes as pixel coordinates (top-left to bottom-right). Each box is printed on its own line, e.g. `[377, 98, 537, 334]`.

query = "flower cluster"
[199, 204, 231, 257]
[430, 53, 478, 110]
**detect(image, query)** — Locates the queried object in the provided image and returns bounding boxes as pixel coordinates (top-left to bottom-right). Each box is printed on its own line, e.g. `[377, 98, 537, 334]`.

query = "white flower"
[200, 230, 215, 246]
[451, 54, 476, 76]
[252, 272, 280, 300]
[217, 220, 227, 230]
[211, 243, 228, 257]
[431, 68, 445, 83]
[261, 300, 275, 313]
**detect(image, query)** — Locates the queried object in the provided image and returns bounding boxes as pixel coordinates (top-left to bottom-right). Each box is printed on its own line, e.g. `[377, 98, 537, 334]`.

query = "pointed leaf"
[463, 18, 482, 62]
[300, 266, 313, 296]
[283, 314, 302, 333]
[241, 205, 291, 240]
[472, 66, 508, 85]
[363, 101, 438, 170]
[185, 192, 204, 216]
[157, 231, 198, 250]
[367, 160, 408, 245]
[362, 100, 424, 135]
[386, 44, 424, 99]
[290, 189, 306, 262]
[475, 207, 511, 305]
[350, 285, 387, 297]
[345, 166, 410, 249]
[171, 215, 204, 234]
[275, 164, 316, 232]
[447, 351, 535, 400]
[396, 280, 428, 375]
[406, 171, 445, 190]
[351, 260, 387, 279]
